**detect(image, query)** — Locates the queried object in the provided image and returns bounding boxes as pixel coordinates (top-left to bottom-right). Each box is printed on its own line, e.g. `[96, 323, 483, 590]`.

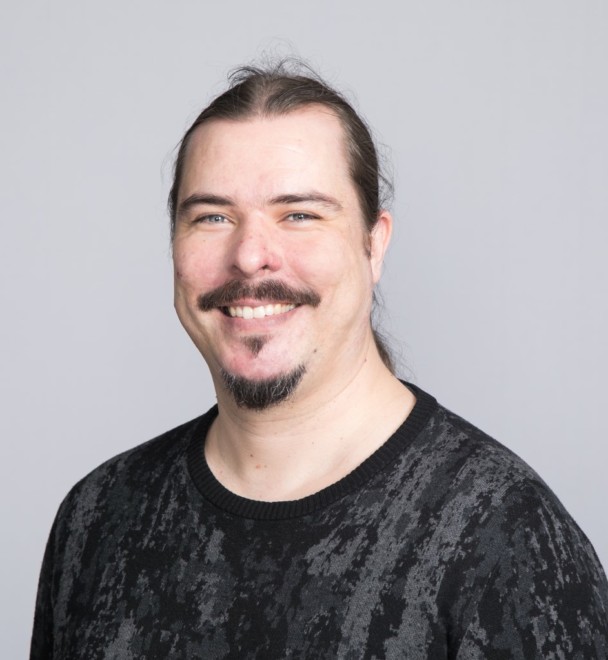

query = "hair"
[220, 364, 306, 410]
[168, 60, 395, 373]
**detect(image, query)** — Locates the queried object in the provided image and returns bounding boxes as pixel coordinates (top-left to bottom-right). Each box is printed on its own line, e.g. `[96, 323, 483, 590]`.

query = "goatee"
[220, 365, 306, 410]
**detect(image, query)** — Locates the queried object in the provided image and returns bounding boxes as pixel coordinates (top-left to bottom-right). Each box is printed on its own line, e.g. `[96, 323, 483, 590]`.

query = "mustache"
[197, 280, 321, 311]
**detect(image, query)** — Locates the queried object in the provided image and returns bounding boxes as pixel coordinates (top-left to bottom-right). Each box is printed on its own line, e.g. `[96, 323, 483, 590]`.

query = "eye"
[195, 214, 229, 225]
[285, 212, 317, 223]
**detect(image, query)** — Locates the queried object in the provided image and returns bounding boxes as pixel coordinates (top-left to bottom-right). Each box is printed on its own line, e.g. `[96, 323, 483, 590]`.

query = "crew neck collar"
[187, 382, 437, 521]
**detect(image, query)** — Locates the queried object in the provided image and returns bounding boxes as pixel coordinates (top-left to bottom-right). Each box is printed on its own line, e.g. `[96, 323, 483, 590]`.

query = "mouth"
[220, 303, 297, 319]
[198, 280, 320, 317]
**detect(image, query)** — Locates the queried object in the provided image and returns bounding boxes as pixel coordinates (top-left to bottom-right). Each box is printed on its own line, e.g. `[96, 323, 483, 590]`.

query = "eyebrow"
[178, 194, 236, 215]
[177, 191, 343, 216]
[269, 193, 343, 211]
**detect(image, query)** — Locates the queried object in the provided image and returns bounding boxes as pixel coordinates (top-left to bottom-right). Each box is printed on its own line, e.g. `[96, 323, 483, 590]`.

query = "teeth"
[227, 304, 296, 319]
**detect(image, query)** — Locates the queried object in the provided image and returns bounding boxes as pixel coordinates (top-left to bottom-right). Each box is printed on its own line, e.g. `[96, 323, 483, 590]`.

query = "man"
[32, 62, 608, 658]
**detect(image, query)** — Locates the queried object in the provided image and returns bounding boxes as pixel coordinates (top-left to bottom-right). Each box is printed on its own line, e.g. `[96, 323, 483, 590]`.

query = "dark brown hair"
[168, 61, 395, 372]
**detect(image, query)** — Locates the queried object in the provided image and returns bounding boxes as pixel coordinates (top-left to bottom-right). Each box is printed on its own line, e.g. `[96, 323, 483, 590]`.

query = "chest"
[54, 512, 449, 658]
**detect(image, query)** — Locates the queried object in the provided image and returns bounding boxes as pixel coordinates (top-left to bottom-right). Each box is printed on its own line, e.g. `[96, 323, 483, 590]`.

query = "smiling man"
[32, 63, 608, 659]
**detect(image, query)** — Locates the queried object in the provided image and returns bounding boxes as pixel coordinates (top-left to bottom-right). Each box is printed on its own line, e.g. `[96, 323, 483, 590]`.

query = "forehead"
[179, 107, 355, 202]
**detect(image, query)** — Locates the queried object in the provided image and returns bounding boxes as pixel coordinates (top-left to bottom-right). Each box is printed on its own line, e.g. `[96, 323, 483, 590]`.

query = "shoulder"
[414, 397, 559, 508]
[435, 403, 597, 542]
[400, 388, 606, 582]
[402, 394, 608, 652]
[52, 410, 214, 535]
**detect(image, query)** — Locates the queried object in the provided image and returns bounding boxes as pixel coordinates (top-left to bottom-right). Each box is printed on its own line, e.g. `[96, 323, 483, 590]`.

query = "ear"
[369, 210, 393, 284]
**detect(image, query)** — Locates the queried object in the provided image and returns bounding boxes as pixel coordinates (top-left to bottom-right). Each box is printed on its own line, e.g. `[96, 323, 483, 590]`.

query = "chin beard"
[220, 365, 306, 411]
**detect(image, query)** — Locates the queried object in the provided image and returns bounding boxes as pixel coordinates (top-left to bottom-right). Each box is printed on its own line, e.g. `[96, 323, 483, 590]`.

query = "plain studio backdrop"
[2, 1, 607, 655]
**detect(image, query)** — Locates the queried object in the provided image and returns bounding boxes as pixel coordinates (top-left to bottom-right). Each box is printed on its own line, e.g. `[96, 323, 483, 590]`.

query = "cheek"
[173, 257, 197, 295]
[303, 233, 370, 286]
[289, 243, 340, 292]
[173, 243, 220, 293]
[174, 266, 186, 281]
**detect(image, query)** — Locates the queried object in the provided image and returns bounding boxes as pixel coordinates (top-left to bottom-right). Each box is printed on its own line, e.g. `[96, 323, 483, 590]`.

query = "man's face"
[172, 106, 390, 407]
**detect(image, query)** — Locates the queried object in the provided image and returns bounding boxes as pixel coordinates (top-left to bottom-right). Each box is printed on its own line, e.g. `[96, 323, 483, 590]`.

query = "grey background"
[2, 1, 606, 655]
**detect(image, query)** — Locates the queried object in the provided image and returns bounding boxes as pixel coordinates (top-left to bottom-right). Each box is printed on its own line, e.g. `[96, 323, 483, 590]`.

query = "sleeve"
[30, 517, 58, 660]
[455, 484, 608, 659]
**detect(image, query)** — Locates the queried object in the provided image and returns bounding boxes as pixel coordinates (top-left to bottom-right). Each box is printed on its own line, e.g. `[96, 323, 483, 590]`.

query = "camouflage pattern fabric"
[31, 385, 608, 658]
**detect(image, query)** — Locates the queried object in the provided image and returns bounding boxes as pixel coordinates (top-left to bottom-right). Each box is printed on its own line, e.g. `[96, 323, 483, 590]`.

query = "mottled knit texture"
[31, 386, 608, 659]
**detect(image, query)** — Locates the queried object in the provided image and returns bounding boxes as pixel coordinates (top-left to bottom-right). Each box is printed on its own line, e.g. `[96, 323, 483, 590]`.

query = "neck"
[205, 342, 415, 502]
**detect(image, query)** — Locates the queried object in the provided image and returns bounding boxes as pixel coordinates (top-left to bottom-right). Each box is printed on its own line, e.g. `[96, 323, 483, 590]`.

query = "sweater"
[31, 384, 608, 658]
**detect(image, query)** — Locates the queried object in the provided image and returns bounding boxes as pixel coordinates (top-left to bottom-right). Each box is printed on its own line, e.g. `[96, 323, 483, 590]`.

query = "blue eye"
[196, 214, 227, 224]
[286, 212, 315, 222]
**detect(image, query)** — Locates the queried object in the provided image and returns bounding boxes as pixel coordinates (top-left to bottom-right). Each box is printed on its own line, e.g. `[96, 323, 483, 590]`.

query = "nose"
[230, 220, 282, 277]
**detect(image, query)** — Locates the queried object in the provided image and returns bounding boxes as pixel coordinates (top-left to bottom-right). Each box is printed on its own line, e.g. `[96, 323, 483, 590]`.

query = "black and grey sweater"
[31, 385, 608, 658]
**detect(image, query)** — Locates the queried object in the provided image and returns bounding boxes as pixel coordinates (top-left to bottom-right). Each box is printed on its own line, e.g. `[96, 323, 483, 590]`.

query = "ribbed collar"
[187, 382, 437, 521]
